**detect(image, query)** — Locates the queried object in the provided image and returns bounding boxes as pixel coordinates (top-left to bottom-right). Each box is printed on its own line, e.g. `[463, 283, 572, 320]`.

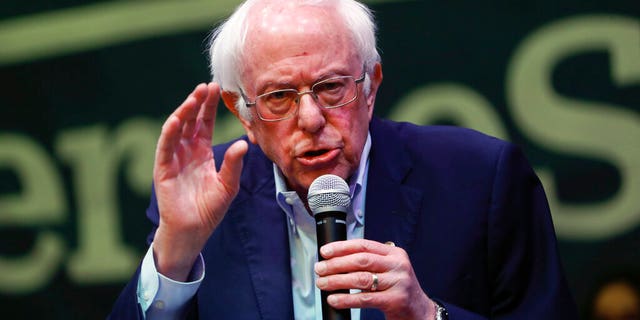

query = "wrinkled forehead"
[242, 1, 355, 57]
[247, 1, 332, 34]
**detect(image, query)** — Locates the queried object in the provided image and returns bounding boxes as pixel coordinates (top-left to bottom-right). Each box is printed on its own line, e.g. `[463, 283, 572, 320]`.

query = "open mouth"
[297, 148, 340, 166]
[304, 149, 329, 157]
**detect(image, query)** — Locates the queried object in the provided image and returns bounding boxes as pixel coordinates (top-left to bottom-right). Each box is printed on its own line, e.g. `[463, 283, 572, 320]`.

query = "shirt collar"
[348, 132, 371, 199]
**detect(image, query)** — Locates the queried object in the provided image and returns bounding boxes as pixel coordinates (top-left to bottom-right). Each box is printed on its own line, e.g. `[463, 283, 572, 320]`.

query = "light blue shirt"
[275, 133, 370, 320]
[137, 133, 371, 320]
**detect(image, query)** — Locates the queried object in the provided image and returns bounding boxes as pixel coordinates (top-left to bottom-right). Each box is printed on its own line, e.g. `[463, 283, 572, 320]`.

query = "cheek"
[338, 111, 370, 160]
[255, 126, 292, 163]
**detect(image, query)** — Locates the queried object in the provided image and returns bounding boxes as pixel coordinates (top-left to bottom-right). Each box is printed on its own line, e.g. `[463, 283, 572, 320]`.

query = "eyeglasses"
[243, 72, 366, 122]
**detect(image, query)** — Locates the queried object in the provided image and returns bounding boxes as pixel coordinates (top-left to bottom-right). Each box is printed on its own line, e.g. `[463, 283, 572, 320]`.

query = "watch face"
[435, 303, 449, 320]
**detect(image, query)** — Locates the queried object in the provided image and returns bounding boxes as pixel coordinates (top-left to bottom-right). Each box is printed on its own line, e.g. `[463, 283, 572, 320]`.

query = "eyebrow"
[257, 70, 353, 94]
[257, 81, 295, 95]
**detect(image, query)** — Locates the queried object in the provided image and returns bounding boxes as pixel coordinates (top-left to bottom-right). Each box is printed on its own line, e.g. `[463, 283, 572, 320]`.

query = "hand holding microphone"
[310, 174, 436, 320]
[308, 174, 352, 320]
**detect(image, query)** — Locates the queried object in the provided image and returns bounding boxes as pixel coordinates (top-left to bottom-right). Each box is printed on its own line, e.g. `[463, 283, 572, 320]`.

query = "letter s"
[506, 15, 640, 240]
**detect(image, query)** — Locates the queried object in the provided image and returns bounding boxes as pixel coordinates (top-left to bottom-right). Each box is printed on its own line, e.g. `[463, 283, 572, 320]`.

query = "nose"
[296, 93, 326, 132]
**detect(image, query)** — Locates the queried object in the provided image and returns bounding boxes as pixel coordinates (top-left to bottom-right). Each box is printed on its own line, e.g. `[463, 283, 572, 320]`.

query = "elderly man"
[110, 0, 578, 319]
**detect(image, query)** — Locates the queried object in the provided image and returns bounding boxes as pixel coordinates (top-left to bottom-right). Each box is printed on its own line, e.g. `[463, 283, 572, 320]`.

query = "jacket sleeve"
[437, 143, 577, 319]
[108, 185, 200, 319]
[107, 266, 144, 320]
[485, 143, 577, 319]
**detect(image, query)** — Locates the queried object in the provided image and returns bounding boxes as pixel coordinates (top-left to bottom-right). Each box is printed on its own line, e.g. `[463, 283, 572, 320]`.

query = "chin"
[288, 164, 354, 192]
[315, 167, 352, 183]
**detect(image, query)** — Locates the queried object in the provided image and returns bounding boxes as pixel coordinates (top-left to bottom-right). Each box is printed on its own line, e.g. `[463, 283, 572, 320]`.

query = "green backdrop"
[1, 0, 638, 318]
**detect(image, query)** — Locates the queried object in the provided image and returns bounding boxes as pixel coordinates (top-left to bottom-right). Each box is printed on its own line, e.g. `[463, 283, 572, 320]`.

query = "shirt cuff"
[137, 243, 205, 319]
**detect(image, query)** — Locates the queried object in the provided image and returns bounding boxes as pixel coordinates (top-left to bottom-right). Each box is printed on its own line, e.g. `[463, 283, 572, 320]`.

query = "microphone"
[308, 174, 351, 320]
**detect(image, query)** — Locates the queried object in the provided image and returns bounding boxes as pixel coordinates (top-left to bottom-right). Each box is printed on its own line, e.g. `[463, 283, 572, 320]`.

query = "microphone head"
[308, 174, 351, 215]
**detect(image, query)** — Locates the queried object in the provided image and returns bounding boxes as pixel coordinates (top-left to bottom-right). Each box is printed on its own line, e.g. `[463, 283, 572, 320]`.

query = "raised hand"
[152, 83, 248, 281]
[314, 239, 436, 320]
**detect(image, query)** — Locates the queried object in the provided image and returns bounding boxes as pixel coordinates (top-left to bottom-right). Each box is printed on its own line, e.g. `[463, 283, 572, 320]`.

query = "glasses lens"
[253, 76, 359, 121]
[256, 89, 298, 120]
[313, 76, 356, 108]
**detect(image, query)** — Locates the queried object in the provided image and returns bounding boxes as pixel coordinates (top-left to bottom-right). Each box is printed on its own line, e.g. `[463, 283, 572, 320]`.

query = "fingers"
[316, 239, 402, 277]
[217, 139, 249, 194]
[314, 239, 419, 315]
[325, 284, 433, 319]
[324, 291, 389, 310]
[315, 240, 432, 319]
[155, 83, 218, 167]
[155, 113, 182, 167]
[316, 271, 386, 292]
[320, 239, 397, 259]
[181, 83, 209, 139]
[197, 82, 220, 141]
[315, 251, 393, 276]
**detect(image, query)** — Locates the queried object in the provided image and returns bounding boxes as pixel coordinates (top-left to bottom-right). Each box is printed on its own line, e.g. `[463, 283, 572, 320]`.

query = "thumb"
[218, 139, 249, 193]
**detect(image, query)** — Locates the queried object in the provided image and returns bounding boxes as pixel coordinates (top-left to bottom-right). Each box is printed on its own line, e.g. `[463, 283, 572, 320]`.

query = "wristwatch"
[434, 301, 449, 320]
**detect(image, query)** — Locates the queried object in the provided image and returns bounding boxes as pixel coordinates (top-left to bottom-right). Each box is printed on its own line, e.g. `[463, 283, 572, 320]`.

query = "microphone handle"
[315, 211, 351, 320]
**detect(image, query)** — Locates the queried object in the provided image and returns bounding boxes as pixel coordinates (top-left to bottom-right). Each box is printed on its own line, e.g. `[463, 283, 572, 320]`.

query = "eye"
[314, 77, 351, 106]
[264, 90, 291, 102]
[259, 90, 296, 115]
[314, 78, 347, 94]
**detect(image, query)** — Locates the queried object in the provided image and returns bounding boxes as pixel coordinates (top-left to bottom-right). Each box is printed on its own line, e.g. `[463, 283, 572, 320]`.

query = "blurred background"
[0, 0, 638, 318]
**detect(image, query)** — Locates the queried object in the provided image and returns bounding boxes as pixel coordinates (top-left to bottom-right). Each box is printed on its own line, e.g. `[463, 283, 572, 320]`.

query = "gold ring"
[384, 241, 396, 247]
[370, 273, 379, 291]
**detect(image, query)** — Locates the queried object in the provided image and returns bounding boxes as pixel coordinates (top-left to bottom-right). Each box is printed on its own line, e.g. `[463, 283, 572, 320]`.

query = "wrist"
[153, 227, 204, 281]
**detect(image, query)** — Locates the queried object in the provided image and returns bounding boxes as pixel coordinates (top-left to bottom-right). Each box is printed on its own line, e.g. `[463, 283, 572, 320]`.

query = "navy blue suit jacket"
[110, 117, 577, 319]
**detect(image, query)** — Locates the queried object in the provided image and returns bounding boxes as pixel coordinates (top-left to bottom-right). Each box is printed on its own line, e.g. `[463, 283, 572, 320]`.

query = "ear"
[365, 62, 383, 118]
[221, 90, 257, 144]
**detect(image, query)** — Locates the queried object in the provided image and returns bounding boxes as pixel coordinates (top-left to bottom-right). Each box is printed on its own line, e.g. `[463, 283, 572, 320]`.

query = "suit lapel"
[229, 144, 294, 320]
[227, 118, 424, 320]
[364, 118, 423, 252]
[362, 118, 424, 320]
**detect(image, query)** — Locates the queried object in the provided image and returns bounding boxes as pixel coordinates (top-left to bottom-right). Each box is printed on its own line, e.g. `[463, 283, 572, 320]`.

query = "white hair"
[208, 0, 381, 120]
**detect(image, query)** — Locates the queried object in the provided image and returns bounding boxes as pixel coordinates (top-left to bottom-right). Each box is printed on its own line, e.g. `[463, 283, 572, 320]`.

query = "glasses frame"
[242, 70, 366, 122]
